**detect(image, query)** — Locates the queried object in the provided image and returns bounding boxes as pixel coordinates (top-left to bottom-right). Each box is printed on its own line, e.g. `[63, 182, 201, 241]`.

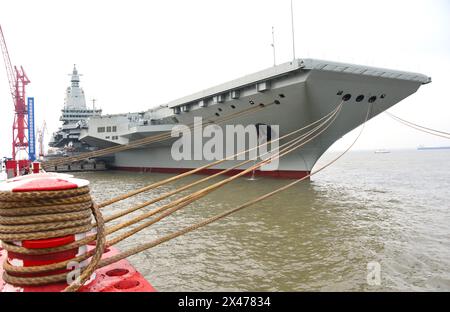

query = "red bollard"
[32, 162, 40, 174]
[18, 160, 30, 175]
[2, 175, 90, 285]
[0, 173, 157, 292]
[5, 160, 17, 178]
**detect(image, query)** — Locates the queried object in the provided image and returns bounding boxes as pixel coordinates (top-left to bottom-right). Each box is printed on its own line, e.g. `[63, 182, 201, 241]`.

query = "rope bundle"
[4, 100, 443, 293]
[0, 187, 93, 241]
[43, 102, 271, 168]
[0, 185, 106, 292]
[0, 99, 362, 292]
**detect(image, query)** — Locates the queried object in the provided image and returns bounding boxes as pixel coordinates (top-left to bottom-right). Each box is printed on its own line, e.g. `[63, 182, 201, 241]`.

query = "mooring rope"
[0, 187, 93, 241]
[0, 187, 106, 292]
[44, 101, 272, 168]
[0, 99, 345, 291]
[0, 101, 343, 264]
[96, 102, 343, 209]
[385, 111, 450, 139]
[93, 101, 372, 270]
[1, 100, 342, 254]
[0, 125, 323, 278]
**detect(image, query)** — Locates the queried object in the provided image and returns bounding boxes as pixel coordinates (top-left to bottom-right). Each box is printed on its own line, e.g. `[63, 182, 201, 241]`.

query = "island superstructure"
[49, 65, 102, 155]
[70, 58, 430, 178]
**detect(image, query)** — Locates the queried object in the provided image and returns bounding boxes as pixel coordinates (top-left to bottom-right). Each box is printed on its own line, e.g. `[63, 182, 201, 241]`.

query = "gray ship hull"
[80, 59, 429, 178]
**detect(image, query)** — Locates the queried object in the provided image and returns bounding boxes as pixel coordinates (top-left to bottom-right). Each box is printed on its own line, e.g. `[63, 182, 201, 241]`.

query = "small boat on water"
[417, 145, 450, 151]
[374, 149, 391, 154]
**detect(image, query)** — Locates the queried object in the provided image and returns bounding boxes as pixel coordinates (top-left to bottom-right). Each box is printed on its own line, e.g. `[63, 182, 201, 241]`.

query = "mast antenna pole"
[271, 26, 276, 66]
[290, 0, 296, 61]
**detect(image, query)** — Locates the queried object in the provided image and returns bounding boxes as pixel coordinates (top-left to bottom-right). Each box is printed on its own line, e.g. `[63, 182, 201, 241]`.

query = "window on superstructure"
[106, 126, 112, 132]
[112, 126, 117, 132]
[98, 127, 105, 133]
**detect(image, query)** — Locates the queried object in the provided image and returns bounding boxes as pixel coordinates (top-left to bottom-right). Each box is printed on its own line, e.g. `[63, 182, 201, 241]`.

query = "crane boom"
[0, 25, 31, 160]
[0, 25, 16, 101]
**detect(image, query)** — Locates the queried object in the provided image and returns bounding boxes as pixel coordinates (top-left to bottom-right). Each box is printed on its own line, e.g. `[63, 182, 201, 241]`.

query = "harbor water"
[74, 150, 450, 291]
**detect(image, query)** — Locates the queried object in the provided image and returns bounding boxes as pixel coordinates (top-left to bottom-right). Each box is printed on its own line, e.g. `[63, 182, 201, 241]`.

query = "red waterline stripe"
[111, 166, 310, 180]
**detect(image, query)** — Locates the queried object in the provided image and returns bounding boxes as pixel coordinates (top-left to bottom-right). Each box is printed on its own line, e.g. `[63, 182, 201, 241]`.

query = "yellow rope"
[96, 101, 371, 269]
[1, 101, 343, 257]
[1, 100, 348, 291]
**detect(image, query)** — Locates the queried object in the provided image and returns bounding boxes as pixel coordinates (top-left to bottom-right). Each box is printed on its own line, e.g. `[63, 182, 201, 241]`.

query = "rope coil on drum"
[0, 175, 105, 292]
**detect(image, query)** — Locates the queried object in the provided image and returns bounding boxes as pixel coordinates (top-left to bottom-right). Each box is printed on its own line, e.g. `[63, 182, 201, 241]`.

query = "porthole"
[274, 100, 281, 105]
[368, 96, 377, 103]
[231, 105, 236, 109]
[356, 95, 364, 102]
[380, 94, 386, 99]
[279, 94, 285, 98]
[342, 94, 352, 101]
[215, 113, 220, 117]
[249, 100, 255, 105]
[259, 103, 265, 107]
[218, 108, 223, 112]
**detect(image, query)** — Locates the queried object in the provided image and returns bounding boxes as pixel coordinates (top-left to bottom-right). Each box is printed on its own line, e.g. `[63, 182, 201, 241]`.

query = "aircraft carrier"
[51, 59, 430, 178]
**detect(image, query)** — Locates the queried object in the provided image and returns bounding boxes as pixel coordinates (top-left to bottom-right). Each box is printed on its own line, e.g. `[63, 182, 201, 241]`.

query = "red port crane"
[0, 25, 31, 160]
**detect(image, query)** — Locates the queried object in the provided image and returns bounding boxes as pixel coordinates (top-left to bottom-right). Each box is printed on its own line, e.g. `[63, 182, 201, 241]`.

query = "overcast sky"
[0, 0, 449, 158]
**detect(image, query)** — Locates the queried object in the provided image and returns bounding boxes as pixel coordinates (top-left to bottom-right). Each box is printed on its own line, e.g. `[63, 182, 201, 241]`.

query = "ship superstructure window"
[98, 127, 105, 133]
[112, 126, 117, 132]
[106, 126, 112, 132]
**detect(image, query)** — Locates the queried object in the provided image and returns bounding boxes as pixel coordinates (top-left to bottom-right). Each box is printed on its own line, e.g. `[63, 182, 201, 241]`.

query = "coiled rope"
[0, 186, 106, 292]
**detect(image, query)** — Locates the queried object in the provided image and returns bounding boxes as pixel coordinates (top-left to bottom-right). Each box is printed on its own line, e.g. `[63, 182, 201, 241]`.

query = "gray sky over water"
[0, 0, 449, 158]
